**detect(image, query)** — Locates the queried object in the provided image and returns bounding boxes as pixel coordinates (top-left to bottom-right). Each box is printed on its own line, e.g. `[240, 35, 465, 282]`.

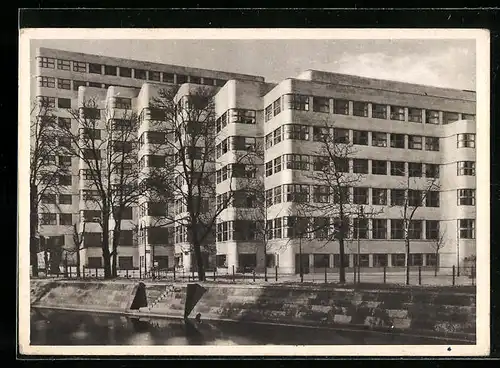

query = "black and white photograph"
[18, 28, 490, 356]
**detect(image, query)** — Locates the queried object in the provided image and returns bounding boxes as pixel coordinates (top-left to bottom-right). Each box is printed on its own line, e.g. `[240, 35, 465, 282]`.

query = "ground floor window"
[155, 256, 169, 269]
[266, 254, 276, 268]
[313, 254, 330, 268]
[239, 253, 257, 270]
[118, 256, 134, 269]
[333, 254, 350, 268]
[372, 254, 388, 267]
[87, 257, 102, 268]
[391, 253, 406, 267]
[409, 253, 423, 266]
[216, 254, 227, 267]
[353, 254, 370, 267]
[425, 253, 439, 267]
[175, 256, 182, 267]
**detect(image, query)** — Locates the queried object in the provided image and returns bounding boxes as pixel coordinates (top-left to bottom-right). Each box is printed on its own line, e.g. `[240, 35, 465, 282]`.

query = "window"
[149, 71, 161, 81]
[59, 194, 72, 205]
[409, 162, 422, 177]
[372, 132, 387, 147]
[84, 234, 102, 249]
[73, 61, 86, 72]
[102, 65, 117, 76]
[458, 189, 475, 206]
[313, 96, 330, 113]
[391, 161, 405, 176]
[312, 156, 328, 172]
[57, 117, 71, 129]
[426, 110, 440, 124]
[230, 109, 256, 124]
[284, 154, 309, 170]
[230, 136, 256, 151]
[353, 187, 369, 205]
[334, 128, 349, 144]
[59, 214, 73, 226]
[43, 155, 56, 166]
[118, 257, 134, 270]
[273, 157, 282, 174]
[190, 76, 201, 84]
[333, 157, 349, 173]
[312, 218, 330, 241]
[134, 69, 147, 79]
[216, 222, 232, 242]
[424, 136, 440, 151]
[177, 74, 188, 84]
[265, 161, 273, 177]
[391, 189, 405, 206]
[88, 82, 102, 88]
[373, 254, 388, 267]
[333, 99, 349, 115]
[201, 77, 214, 86]
[426, 191, 440, 208]
[118, 230, 133, 245]
[408, 108, 422, 123]
[284, 94, 309, 111]
[114, 97, 132, 110]
[273, 98, 281, 116]
[332, 187, 350, 204]
[372, 104, 387, 119]
[409, 254, 423, 266]
[392, 254, 406, 267]
[119, 67, 132, 77]
[58, 156, 72, 167]
[353, 218, 368, 239]
[409, 220, 422, 239]
[57, 78, 71, 90]
[426, 220, 439, 240]
[88, 63, 102, 74]
[266, 254, 276, 268]
[284, 124, 309, 140]
[264, 104, 273, 122]
[273, 127, 282, 145]
[408, 135, 423, 150]
[83, 149, 101, 160]
[284, 216, 310, 238]
[353, 159, 368, 174]
[39, 96, 55, 108]
[41, 194, 56, 204]
[352, 130, 368, 145]
[144, 131, 166, 145]
[457, 134, 475, 148]
[372, 160, 387, 175]
[372, 188, 387, 205]
[41, 213, 57, 225]
[390, 106, 405, 121]
[313, 254, 330, 268]
[391, 219, 404, 239]
[58, 175, 72, 186]
[57, 59, 71, 70]
[462, 113, 475, 121]
[38, 57, 55, 68]
[73, 80, 86, 91]
[459, 219, 475, 239]
[353, 101, 368, 117]
[426, 253, 439, 267]
[408, 190, 422, 207]
[313, 185, 329, 203]
[333, 254, 350, 268]
[372, 219, 387, 239]
[39, 76, 55, 88]
[457, 161, 475, 176]
[443, 111, 459, 125]
[425, 164, 439, 178]
[273, 186, 282, 205]
[214, 78, 226, 87]
[390, 134, 405, 149]
[353, 254, 370, 268]
[161, 72, 175, 83]
[313, 126, 330, 142]
[58, 98, 71, 109]
[285, 184, 310, 203]
[112, 141, 133, 154]
[216, 255, 227, 267]
[81, 128, 101, 140]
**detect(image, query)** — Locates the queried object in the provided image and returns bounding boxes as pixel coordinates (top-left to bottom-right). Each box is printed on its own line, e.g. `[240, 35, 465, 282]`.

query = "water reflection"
[29, 308, 471, 346]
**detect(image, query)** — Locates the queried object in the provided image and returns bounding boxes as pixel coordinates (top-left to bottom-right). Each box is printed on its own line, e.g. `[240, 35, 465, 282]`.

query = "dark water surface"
[30, 308, 471, 346]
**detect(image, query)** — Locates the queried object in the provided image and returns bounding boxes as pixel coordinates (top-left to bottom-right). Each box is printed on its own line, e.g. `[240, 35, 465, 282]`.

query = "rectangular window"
[88, 63, 102, 74]
[353, 218, 368, 239]
[312, 156, 328, 172]
[265, 161, 273, 177]
[88, 82, 102, 88]
[409, 220, 422, 239]
[313, 254, 330, 268]
[273, 127, 282, 145]
[145, 155, 165, 168]
[353, 101, 368, 117]
[372, 188, 387, 205]
[408, 190, 422, 207]
[372, 132, 387, 147]
[333, 254, 350, 268]
[353, 187, 369, 205]
[313, 96, 330, 113]
[57, 78, 71, 90]
[57, 59, 71, 70]
[190, 76, 201, 84]
[40, 213, 57, 225]
[457, 161, 475, 176]
[149, 71, 161, 81]
[230, 109, 256, 124]
[426, 253, 440, 267]
[392, 254, 406, 267]
[41, 194, 56, 204]
[372, 160, 387, 175]
[81, 128, 101, 140]
[83, 149, 101, 160]
[273, 186, 282, 205]
[144, 131, 166, 145]
[114, 97, 132, 110]
[59, 213, 73, 226]
[58, 98, 71, 109]
[103, 65, 117, 76]
[372, 104, 387, 119]
[408, 108, 422, 123]
[443, 111, 460, 125]
[39, 76, 55, 88]
[202, 77, 214, 85]
[372, 219, 387, 239]
[274, 157, 282, 174]
[59, 194, 72, 205]
[313, 126, 330, 142]
[390, 106, 405, 121]
[119, 67, 132, 77]
[459, 219, 475, 239]
[264, 103, 272, 121]
[426, 110, 440, 124]
[39, 96, 55, 108]
[391, 161, 405, 176]
[425, 136, 440, 151]
[284, 124, 309, 140]
[391, 219, 404, 239]
[118, 257, 134, 270]
[425, 164, 439, 178]
[162, 72, 175, 83]
[353, 159, 368, 174]
[38, 57, 55, 68]
[457, 134, 475, 148]
[333, 128, 349, 144]
[216, 255, 227, 267]
[284, 154, 310, 170]
[373, 254, 388, 267]
[353, 254, 370, 268]
[284, 94, 310, 111]
[265, 133, 273, 149]
[73, 61, 86, 72]
[58, 156, 72, 167]
[58, 175, 72, 186]
[333, 157, 349, 173]
[134, 69, 147, 80]
[352, 130, 368, 145]
[391, 189, 405, 206]
[390, 134, 405, 149]
[332, 187, 350, 204]
[409, 162, 422, 177]
[313, 185, 330, 203]
[285, 184, 310, 203]
[273, 98, 282, 116]
[458, 189, 475, 206]
[409, 254, 423, 266]
[426, 220, 439, 240]
[118, 230, 133, 246]
[73, 80, 86, 91]
[333, 99, 349, 115]
[408, 135, 423, 150]
[177, 74, 188, 84]
[462, 113, 475, 121]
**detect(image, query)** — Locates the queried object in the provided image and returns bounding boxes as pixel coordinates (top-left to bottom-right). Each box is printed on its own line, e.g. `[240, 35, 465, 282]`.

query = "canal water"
[30, 308, 471, 346]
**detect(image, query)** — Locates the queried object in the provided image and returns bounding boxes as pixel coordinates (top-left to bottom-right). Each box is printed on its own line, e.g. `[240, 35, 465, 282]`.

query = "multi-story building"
[33, 47, 476, 275]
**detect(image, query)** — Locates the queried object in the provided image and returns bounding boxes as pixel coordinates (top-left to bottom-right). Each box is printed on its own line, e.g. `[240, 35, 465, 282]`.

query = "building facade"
[33, 47, 476, 275]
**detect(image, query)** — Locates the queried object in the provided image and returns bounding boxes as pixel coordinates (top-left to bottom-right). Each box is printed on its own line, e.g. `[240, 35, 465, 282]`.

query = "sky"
[30, 38, 476, 90]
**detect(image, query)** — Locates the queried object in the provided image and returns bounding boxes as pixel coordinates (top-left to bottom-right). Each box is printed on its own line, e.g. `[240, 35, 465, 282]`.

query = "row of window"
[215, 163, 258, 183]
[37, 56, 227, 86]
[216, 136, 257, 157]
[216, 109, 257, 132]
[81, 229, 134, 247]
[263, 94, 475, 124]
[38, 96, 72, 109]
[40, 213, 73, 225]
[86, 256, 139, 269]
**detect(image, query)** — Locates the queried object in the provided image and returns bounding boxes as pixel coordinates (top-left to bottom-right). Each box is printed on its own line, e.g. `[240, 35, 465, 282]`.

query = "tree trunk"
[76, 249, 81, 278]
[30, 184, 39, 277]
[43, 250, 49, 276]
[101, 218, 112, 279]
[192, 242, 206, 281]
[264, 240, 268, 282]
[434, 251, 438, 277]
[405, 238, 410, 285]
[111, 225, 121, 278]
[338, 238, 346, 284]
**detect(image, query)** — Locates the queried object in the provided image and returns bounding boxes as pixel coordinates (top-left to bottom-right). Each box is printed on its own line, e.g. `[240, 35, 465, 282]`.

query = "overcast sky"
[30, 39, 476, 90]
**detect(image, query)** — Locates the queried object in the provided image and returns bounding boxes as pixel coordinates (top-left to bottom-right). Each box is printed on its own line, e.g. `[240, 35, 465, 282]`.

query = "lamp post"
[357, 205, 364, 284]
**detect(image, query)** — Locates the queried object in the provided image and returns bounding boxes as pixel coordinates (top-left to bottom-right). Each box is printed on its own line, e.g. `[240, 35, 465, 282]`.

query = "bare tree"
[431, 226, 446, 277]
[30, 100, 69, 277]
[55, 96, 144, 279]
[63, 222, 87, 278]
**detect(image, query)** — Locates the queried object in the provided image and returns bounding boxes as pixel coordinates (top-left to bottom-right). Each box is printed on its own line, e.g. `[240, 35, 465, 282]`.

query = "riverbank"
[30, 279, 476, 343]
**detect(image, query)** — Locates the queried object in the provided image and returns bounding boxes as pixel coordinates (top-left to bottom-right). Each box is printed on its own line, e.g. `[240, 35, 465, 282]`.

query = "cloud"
[323, 46, 475, 90]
